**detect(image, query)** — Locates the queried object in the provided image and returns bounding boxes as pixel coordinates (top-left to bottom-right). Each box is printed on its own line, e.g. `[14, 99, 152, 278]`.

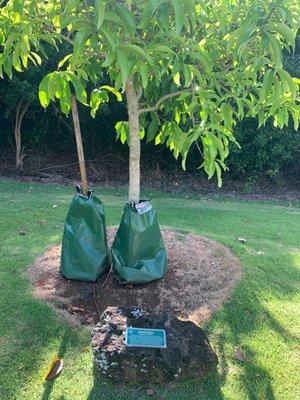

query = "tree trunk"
[71, 95, 89, 196]
[125, 77, 141, 203]
[14, 100, 29, 169]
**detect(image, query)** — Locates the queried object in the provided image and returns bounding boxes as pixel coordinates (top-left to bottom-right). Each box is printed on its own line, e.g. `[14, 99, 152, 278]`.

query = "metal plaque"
[125, 327, 167, 349]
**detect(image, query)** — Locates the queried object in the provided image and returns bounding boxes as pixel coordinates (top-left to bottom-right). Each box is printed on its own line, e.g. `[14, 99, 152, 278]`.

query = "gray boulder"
[92, 307, 218, 384]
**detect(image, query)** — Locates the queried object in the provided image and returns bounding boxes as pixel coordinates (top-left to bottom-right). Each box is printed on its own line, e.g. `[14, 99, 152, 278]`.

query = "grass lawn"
[0, 180, 299, 400]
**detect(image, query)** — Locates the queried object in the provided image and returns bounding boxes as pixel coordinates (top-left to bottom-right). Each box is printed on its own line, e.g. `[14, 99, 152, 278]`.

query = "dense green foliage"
[227, 119, 300, 181]
[0, 93, 299, 184]
[1, 80, 299, 185]
[0, 181, 299, 399]
[0, 0, 300, 191]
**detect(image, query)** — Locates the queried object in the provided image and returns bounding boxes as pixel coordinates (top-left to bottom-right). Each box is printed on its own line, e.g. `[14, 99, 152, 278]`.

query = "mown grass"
[0, 180, 299, 400]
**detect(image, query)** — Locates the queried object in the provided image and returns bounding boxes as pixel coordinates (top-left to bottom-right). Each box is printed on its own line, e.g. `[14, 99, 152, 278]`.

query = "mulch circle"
[28, 228, 242, 327]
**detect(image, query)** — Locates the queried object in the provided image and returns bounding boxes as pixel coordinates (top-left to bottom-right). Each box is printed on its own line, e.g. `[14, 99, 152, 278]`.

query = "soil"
[1, 153, 299, 201]
[29, 228, 242, 328]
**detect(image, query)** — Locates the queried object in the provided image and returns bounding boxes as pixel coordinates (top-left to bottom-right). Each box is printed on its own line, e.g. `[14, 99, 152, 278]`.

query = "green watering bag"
[60, 189, 109, 281]
[111, 202, 167, 284]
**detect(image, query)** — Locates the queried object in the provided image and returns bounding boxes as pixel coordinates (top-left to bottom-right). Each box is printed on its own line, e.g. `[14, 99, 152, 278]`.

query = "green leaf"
[173, 71, 181, 86]
[39, 34, 59, 50]
[66, 0, 81, 12]
[65, 72, 87, 105]
[115, 4, 136, 36]
[95, 0, 106, 30]
[139, 127, 145, 139]
[73, 28, 91, 55]
[116, 49, 131, 91]
[278, 69, 297, 99]
[115, 121, 129, 144]
[30, 52, 42, 66]
[140, 0, 164, 28]
[267, 22, 296, 51]
[261, 69, 274, 101]
[171, 0, 184, 35]
[104, 10, 122, 23]
[183, 65, 192, 87]
[102, 49, 114, 67]
[3, 56, 13, 78]
[263, 31, 282, 71]
[290, 107, 299, 130]
[150, 45, 175, 55]
[58, 54, 72, 69]
[39, 75, 51, 108]
[191, 49, 212, 73]
[174, 107, 180, 123]
[100, 26, 116, 50]
[12, 45, 21, 71]
[147, 113, 159, 143]
[230, 25, 256, 55]
[90, 89, 109, 117]
[139, 61, 149, 89]
[159, 2, 170, 29]
[101, 85, 122, 101]
[119, 44, 152, 63]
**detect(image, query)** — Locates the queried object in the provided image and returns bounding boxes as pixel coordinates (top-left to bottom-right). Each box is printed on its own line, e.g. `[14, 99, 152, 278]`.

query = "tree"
[0, 73, 35, 168]
[0, 44, 69, 168]
[1, 0, 300, 200]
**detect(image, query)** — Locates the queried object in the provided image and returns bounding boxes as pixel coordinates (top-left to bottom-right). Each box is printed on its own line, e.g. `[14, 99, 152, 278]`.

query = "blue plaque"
[125, 327, 167, 349]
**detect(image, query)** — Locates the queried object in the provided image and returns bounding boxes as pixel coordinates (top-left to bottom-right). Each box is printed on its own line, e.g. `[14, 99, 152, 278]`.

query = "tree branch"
[138, 89, 191, 115]
[59, 33, 74, 45]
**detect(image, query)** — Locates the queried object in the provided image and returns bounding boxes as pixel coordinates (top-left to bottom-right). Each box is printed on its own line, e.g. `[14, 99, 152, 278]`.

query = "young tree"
[1, 0, 300, 200]
[0, 76, 31, 169]
[0, 43, 69, 169]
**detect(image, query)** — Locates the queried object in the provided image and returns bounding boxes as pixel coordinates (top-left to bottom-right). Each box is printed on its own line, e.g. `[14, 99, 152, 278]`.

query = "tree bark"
[14, 100, 29, 169]
[125, 77, 141, 203]
[71, 95, 89, 196]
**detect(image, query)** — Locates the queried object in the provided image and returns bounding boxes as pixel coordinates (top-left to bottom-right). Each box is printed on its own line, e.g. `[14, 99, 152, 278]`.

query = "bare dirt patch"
[29, 228, 242, 327]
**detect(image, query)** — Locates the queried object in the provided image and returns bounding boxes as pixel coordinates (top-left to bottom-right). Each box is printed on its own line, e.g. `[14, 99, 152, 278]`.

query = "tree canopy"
[0, 0, 299, 198]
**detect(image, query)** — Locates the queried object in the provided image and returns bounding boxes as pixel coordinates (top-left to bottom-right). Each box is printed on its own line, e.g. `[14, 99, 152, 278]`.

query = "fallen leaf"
[81, 347, 90, 353]
[44, 354, 63, 381]
[146, 388, 157, 396]
[236, 237, 246, 243]
[67, 305, 84, 314]
[234, 346, 249, 362]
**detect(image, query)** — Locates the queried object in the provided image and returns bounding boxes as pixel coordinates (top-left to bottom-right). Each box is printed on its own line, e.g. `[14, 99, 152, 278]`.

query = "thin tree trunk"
[71, 95, 89, 196]
[14, 100, 29, 169]
[125, 77, 141, 203]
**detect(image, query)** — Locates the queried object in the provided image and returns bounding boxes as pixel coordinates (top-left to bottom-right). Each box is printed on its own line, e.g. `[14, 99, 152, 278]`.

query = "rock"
[91, 307, 218, 384]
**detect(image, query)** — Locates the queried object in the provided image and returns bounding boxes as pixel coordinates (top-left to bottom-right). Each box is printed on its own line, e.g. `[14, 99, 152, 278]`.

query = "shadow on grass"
[85, 250, 299, 400]
[206, 252, 300, 400]
[86, 363, 225, 400]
